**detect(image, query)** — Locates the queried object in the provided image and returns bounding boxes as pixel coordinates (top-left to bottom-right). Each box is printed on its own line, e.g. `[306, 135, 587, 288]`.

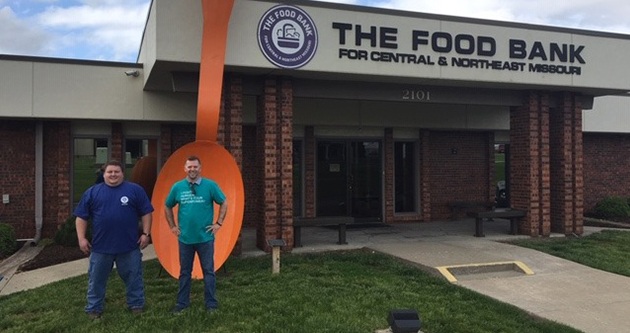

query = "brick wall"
[160, 125, 172, 167]
[428, 131, 494, 220]
[222, 74, 243, 164]
[510, 92, 584, 236]
[549, 93, 583, 235]
[583, 132, 630, 213]
[43, 121, 71, 238]
[255, 76, 294, 251]
[111, 122, 123, 162]
[242, 126, 258, 228]
[0, 121, 36, 238]
[278, 78, 294, 247]
[383, 128, 395, 222]
[303, 126, 315, 217]
[158, 124, 195, 170]
[419, 131, 431, 222]
[255, 78, 277, 249]
[510, 92, 551, 236]
[0, 120, 70, 239]
[222, 74, 245, 256]
[171, 125, 196, 152]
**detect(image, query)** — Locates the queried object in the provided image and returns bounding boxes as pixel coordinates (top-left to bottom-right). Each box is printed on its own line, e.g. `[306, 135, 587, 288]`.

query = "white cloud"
[0, 6, 49, 55]
[37, 5, 144, 28]
[34, 3, 149, 61]
[0, 0, 149, 61]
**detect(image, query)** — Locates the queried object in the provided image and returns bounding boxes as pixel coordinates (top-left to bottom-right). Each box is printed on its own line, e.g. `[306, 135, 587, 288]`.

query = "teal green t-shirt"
[165, 178, 226, 244]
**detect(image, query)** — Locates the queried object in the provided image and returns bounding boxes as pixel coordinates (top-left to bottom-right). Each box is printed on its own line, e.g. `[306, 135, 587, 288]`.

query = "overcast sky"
[1, 0, 630, 63]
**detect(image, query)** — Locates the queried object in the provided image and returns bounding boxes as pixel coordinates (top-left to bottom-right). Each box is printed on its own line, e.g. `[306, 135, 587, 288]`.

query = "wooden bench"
[466, 209, 526, 237]
[293, 216, 354, 247]
[448, 201, 495, 220]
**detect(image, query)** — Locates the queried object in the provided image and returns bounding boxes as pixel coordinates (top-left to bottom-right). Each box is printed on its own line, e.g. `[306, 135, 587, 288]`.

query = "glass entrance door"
[316, 140, 382, 221]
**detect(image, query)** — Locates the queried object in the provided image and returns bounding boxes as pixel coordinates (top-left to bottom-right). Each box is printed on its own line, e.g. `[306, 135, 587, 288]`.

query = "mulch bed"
[584, 216, 630, 229]
[18, 244, 87, 272]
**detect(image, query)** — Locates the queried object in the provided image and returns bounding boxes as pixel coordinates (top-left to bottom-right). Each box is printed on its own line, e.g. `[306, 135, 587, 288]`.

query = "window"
[73, 138, 108, 206]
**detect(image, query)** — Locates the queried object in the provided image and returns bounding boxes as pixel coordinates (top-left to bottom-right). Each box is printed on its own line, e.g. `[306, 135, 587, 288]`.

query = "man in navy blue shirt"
[75, 160, 154, 319]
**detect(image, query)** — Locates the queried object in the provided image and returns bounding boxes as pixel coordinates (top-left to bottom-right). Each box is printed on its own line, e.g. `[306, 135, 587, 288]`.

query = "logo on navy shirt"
[120, 196, 129, 206]
[257, 5, 318, 69]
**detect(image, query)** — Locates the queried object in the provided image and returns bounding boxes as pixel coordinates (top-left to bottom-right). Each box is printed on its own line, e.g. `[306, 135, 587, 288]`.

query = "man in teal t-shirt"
[165, 155, 227, 313]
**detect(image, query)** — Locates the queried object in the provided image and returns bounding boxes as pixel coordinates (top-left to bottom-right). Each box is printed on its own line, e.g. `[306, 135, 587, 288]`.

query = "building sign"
[332, 23, 585, 76]
[257, 5, 318, 69]
[239, 1, 630, 90]
[256, 5, 586, 76]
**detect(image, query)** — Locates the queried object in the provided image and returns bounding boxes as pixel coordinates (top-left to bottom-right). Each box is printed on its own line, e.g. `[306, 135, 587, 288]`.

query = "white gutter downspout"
[32, 121, 44, 245]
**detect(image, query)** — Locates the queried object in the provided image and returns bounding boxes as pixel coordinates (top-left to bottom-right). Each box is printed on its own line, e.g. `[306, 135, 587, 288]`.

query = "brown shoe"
[131, 308, 143, 315]
[87, 312, 102, 320]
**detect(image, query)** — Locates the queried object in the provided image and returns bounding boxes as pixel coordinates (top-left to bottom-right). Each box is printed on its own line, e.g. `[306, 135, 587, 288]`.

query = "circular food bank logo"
[257, 5, 318, 69]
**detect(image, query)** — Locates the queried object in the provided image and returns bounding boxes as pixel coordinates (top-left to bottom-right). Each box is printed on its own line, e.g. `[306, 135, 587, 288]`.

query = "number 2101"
[402, 89, 431, 101]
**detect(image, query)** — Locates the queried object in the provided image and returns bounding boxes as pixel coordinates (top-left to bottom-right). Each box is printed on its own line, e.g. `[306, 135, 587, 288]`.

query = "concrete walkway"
[2, 219, 630, 333]
[0, 243, 157, 296]
[0, 241, 45, 294]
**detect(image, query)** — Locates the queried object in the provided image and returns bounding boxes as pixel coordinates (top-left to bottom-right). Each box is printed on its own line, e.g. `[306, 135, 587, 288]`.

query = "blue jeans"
[176, 240, 217, 310]
[85, 248, 144, 313]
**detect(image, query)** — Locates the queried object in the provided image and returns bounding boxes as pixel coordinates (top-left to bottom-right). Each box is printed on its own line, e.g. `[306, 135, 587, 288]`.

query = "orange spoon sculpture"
[151, 0, 243, 279]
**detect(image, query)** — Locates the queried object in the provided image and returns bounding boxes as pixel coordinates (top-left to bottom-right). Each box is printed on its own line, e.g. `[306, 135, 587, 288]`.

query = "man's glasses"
[189, 183, 196, 195]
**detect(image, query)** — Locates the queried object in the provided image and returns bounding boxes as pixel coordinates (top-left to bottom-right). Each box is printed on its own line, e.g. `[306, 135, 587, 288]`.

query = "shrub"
[593, 196, 630, 220]
[0, 223, 17, 258]
[54, 216, 92, 247]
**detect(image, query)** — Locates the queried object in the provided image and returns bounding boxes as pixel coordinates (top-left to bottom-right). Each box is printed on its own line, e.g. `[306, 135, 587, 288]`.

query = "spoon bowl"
[151, 141, 244, 278]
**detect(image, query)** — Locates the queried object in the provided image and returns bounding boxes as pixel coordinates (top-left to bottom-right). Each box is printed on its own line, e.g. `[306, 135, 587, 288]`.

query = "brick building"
[2, 0, 630, 252]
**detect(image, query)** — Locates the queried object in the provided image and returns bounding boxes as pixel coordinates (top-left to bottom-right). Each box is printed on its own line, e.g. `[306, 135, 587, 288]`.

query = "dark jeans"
[86, 248, 144, 313]
[176, 240, 217, 310]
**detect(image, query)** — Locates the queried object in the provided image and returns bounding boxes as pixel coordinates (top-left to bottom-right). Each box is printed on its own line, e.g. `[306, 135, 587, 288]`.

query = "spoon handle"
[197, 0, 235, 142]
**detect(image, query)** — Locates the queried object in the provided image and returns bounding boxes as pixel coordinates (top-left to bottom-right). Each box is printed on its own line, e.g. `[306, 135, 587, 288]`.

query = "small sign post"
[267, 239, 286, 274]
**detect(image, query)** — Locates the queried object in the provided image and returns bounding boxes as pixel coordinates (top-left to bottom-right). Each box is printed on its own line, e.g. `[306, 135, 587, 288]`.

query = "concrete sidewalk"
[2, 219, 630, 333]
[0, 244, 158, 296]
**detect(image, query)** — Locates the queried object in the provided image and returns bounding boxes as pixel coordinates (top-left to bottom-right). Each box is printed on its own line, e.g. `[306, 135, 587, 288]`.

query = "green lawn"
[0, 250, 580, 333]
[509, 229, 630, 277]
